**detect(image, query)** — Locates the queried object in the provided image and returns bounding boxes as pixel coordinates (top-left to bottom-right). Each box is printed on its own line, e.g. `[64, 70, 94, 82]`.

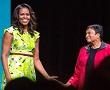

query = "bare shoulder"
[3, 31, 13, 39]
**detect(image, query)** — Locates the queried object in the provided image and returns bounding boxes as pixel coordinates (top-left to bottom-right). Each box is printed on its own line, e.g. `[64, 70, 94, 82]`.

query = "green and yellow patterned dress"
[1, 26, 40, 90]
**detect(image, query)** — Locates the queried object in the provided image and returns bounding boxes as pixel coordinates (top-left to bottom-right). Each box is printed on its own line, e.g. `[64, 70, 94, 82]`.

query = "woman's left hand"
[47, 76, 58, 80]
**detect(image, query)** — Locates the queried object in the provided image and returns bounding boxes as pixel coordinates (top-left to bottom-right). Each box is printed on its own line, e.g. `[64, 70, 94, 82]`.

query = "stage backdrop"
[0, 0, 10, 88]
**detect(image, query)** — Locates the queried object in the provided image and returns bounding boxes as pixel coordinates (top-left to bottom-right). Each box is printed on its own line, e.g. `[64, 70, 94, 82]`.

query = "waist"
[10, 53, 33, 57]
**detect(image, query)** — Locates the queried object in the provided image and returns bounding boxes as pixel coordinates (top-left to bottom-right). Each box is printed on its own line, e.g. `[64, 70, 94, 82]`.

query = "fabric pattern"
[1, 26, 40, 90]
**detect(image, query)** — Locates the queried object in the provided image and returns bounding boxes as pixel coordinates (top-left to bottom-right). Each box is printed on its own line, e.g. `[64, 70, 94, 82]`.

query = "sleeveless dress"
[1, 26, 40, 90]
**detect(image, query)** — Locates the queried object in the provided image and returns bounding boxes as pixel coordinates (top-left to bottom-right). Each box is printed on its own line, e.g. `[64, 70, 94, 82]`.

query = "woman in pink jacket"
[63, 24, 110, 90]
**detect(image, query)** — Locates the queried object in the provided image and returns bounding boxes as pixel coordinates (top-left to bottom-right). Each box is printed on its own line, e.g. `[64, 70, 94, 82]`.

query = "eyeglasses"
[86, 32, 96, 36]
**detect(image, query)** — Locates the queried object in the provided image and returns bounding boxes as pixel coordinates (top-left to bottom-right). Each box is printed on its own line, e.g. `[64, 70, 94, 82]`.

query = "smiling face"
[85, 28, 100, 43]
[18, 7, 30, 26]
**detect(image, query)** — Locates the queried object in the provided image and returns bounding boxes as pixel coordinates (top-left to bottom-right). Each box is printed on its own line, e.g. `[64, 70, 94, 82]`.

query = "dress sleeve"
[34, 31, 40, 39]
[4, 26, 14, 35]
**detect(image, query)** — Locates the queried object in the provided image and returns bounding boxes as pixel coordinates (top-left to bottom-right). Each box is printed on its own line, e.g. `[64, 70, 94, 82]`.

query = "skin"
[2, 7, 58, 83]
[19, 8, 30, 27]
[85, 28, 101, 49]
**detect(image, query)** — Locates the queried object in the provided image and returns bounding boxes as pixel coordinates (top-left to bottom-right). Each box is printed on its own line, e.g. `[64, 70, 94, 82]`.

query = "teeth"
[23, 20, 27, 22]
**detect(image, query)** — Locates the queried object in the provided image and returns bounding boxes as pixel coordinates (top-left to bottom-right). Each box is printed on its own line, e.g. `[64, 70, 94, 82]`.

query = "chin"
[22, 23, 28, 26]
[86, 40, 91, 43]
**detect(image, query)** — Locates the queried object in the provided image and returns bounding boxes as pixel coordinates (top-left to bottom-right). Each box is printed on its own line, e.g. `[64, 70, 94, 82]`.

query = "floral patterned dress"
[1, 26, 40, 90]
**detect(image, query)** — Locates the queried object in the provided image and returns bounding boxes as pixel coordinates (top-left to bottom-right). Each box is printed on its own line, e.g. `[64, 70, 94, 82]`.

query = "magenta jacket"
[68, 42, 110, 90]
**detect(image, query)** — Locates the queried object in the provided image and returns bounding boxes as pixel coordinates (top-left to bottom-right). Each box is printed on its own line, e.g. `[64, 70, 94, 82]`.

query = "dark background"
[11, 0, 110, 89]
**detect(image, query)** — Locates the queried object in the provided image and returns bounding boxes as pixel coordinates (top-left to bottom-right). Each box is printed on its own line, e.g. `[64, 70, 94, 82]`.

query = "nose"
[85, 33, 88, 37]
[24, 15, 27, 18]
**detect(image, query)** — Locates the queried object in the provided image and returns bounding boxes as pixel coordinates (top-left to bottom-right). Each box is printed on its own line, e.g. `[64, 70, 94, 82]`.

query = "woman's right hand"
[50, 79, 71, 88]
[63, 82, 71, 87]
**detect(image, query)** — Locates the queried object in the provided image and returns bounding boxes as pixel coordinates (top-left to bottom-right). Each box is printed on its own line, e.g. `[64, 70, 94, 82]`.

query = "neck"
[91, 41, 102, 49]
[23, 27, 28, 33]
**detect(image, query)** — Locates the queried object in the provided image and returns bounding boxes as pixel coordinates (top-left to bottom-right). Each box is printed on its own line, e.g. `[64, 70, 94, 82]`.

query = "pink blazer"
[68, 42, 110, 90]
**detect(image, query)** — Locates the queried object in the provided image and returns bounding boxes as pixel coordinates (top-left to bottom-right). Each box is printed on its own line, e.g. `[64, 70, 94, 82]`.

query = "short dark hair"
[87, 24, 103, 39]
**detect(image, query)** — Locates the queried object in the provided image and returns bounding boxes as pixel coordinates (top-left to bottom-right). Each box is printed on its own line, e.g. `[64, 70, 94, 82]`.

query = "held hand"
[46, 76, 65, 85]
[52, 79, 65, 86]
[63, 82, 71, 87]
[46, 77, 66, 87]
[52, 80, 69, 88]
[47, 76, 58, 80]
[47, 78, 71, 88]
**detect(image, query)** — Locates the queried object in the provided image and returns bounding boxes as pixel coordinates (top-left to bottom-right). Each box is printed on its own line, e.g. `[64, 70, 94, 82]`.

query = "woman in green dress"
[1, 3, 58, 90]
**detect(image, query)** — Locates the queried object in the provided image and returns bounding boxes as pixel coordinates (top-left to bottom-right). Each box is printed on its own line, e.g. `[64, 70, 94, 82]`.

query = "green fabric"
[1, 26, 40, 90]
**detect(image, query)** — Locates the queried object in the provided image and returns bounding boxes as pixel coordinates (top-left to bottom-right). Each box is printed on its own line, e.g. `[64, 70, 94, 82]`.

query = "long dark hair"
[11, 3, 37, 36]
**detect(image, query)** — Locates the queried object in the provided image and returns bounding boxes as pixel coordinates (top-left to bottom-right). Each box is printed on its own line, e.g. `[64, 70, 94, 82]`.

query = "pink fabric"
[68, 43, 110, 90]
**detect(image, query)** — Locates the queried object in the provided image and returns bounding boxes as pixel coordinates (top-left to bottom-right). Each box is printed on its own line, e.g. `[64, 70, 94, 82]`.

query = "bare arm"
[64, 82, 72, 87]
[1, 31, 13, 82]
[34, 38, 57, 80]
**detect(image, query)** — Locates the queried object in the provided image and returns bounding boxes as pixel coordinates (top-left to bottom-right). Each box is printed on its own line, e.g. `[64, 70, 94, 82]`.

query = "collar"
[85, 41, 106, 54]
